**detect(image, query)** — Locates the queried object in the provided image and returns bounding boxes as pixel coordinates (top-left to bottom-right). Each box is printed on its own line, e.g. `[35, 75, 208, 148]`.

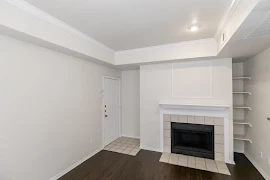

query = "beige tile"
[206, 163, 218, 172]
[163, 114, 171, 122]
[215, 153, 225, 161]
[169, 156, 178, 165]
[164, 130, 170, 138]
[178, 159, 188, 167]
[129, 144, 136, 148]
[188, 116, 195, 123]
[187, 156, 195, 161]
[170, 153, 178, 159]
[188, 161, 195, 168]
[164, 122, 171, 130]
[195, 116, 205, 124]
[125, 147, 134, 151]
[215, 144, 224, 153]
[205, 159, 216, 164]
[205, 117, 214, 125]
[164, 137, 171, 146]
[216, 161, 227, 169]
[215, 135, 224, 144]
[178, 115, 188, 123]
[118, 146, 126, 150]
[218, 168, 230, 175]
[171, 115, 179, 122]
[164, 145, 171, 153]
[122, 149, 132, 154]
[215, 126, 224, 135]
[104, 147, 111, 150]
[214, 117, 224, 126]
[133, 147, 140, 151]
[195, 157, 205, 165]
[160, 157, 169, 163]
[131, 149, 140, 154]
[196, 163, 206, 170]
[178, 154, 187, 161]
[161, 152, 170, 158]
[129, 151, 138, 156]
[115, 148, 124, 153]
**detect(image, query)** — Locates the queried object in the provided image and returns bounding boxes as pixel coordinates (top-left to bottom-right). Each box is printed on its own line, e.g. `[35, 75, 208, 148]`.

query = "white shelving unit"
[232, 63, 252, 153]
[233, 92, 252, 95]
[233, 120, 252, 127]
[233, 77, 251, 80]
[234, 135, 252, 143]
[233, 106, 252, 111]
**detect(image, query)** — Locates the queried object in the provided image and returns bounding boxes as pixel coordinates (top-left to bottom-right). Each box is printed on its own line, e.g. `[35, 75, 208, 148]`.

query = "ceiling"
[25, 0, 231, 51]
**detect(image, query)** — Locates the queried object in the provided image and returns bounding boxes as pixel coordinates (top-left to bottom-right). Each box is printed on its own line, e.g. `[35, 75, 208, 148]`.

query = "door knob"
[105, 115, 108, 117]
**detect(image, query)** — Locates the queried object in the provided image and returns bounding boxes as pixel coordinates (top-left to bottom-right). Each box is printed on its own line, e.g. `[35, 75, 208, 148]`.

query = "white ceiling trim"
[4, 0, 114, 52]
[214, 0, 240, 40]
[116, 38, 216, 55]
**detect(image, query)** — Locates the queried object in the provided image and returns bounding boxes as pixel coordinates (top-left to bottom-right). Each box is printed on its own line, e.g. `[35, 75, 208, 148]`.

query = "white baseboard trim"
[49, 147, 102, 180]
[122, 134, 140, 139]
[140, 146, 161, 153]
[244, 153, 270, 180]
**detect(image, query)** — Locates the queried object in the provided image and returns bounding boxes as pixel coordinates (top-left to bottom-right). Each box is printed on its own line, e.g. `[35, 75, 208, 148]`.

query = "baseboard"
[49, 147, 102, 180]
[140, 146, 161, 153]
[244, 153, 270, 180]
[122, 134, 140, 139]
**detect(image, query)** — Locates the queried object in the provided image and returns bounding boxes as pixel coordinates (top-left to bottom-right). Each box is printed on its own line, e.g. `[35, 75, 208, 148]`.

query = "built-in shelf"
[234, 134, 252, 143]
[233, 120, 252, 127]
[233, 77, 251, 80]
[233, 92, 252, 95]
[233, 106, 252, 111]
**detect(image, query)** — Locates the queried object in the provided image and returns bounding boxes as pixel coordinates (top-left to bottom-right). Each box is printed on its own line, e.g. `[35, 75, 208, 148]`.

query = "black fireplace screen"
[171, 122, 214, 159]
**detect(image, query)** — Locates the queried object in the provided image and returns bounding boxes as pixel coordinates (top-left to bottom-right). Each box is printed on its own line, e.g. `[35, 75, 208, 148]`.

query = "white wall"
[140, 58, 233, 160]
[121, 70, 140, 138]
[0, 34, 120, 180]
[243, 47, 270, 179]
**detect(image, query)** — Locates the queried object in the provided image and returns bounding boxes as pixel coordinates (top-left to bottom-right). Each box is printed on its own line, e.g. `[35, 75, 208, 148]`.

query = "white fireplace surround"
[159, 102, 234, 164]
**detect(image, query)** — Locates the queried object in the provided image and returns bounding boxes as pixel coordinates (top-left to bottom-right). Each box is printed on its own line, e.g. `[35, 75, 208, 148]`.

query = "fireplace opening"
[171, 122, 214, 159]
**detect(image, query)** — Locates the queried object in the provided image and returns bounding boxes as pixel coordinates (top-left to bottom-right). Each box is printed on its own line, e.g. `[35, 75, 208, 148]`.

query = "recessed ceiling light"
[190, 25, 199, 32]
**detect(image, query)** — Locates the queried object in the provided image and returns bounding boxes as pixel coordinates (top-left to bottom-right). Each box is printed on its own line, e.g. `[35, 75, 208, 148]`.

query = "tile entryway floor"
[159, 152, 231, 175]
[103, 137, 140, 156]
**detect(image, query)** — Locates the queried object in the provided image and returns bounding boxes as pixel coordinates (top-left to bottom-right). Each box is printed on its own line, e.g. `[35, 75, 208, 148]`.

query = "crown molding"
[214, 0, 240, 40]
[4, 0, 115, 53]
[115, 38, 216, 55]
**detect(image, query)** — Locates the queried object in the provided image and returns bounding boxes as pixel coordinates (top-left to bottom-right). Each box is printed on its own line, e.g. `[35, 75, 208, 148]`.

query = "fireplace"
[171, 122, 214, 159]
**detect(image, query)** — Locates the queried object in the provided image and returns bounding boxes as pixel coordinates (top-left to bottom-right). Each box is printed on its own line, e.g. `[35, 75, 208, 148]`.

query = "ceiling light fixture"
[190, 25, 199, 32]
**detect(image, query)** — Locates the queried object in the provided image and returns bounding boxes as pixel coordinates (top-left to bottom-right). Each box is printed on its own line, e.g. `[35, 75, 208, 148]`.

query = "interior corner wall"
[243, 47, 270, 180]
[139, 58, 233, 159]
[121, 70, 140, 138]
[0, 34, 121, 180]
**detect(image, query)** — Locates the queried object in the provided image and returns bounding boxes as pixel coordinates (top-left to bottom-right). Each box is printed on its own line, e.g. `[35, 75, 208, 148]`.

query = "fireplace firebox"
[171, 122, 214, 159]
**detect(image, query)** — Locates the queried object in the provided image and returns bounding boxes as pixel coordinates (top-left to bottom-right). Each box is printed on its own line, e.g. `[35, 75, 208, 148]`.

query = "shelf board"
[233, 92, 252, 95]
[234, 134, 252, 143]
[233, 106, 252, 111]
[233, 77, 251, 80]
[233, 120, 252, 127]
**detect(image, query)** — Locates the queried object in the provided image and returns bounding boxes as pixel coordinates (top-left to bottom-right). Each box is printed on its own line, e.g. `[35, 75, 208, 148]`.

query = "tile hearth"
[103, 137, 140, 156]
[159, 152, 231, 175]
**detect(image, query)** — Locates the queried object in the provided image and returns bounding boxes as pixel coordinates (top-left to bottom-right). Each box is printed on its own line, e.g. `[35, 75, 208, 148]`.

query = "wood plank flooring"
[59, 150, 265, 180]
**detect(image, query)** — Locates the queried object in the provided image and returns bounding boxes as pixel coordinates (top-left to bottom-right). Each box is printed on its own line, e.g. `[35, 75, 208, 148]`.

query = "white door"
[104, 77, 120, 146]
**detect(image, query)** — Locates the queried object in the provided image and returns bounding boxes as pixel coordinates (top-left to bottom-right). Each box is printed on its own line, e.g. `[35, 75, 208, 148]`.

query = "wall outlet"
[268, 157, 270, 166]
[260, 152, 263, 158]
[90, 138, 93, 144]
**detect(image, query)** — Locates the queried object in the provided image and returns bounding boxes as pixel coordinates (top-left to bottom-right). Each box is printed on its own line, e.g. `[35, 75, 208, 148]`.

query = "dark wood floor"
[59, 150, 265, 180]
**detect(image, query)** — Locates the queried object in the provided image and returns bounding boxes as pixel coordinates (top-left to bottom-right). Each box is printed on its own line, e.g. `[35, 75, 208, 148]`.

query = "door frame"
[101, 76, 121, 149]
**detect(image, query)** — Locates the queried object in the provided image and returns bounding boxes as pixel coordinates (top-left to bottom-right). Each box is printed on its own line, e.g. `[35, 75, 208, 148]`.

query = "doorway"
[102, 76, 121, 147]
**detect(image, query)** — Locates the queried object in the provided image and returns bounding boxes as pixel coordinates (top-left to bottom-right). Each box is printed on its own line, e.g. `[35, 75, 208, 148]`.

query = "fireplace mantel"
[159, 102, 229, 111]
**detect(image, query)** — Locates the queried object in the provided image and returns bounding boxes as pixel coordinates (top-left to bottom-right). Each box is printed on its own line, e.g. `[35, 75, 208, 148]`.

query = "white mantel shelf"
[159, 102, 230, 111]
